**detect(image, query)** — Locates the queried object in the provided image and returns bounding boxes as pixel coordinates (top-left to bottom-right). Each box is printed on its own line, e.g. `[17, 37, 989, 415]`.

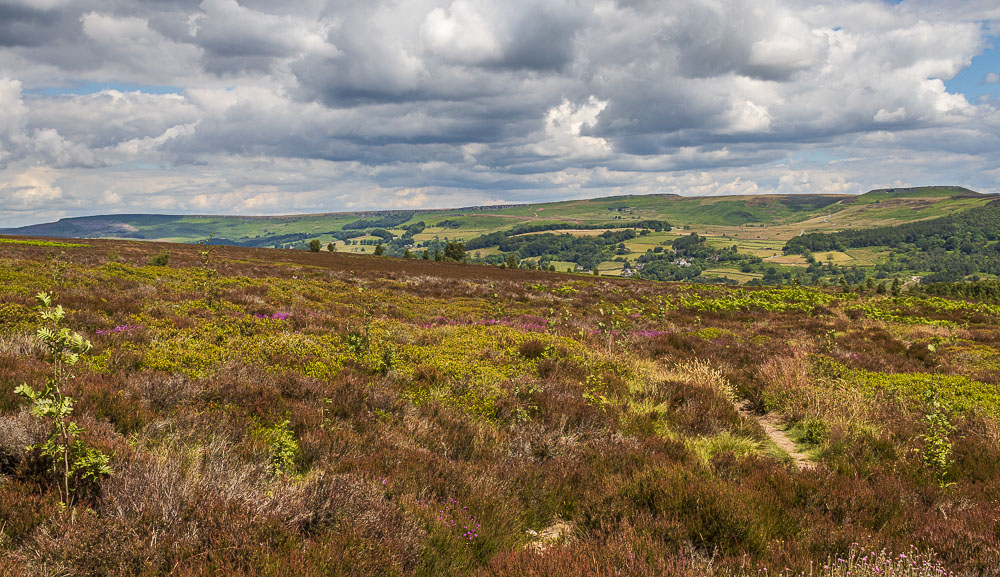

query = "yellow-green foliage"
[0, 238, 88, 248]
[847, 303, 956, 327]
[0, 302, 34, 333]
[816, 357, 1000, 419]
[847, 295, 1000, 326]
[679, 286, 834, 313]
[695, 327, 737, 341]
[0, 260, 50, 296]
[687, 432, 761, 465]
[942, 342, 1000, 374]
[400, 325, 554, 418]
[143, 333, 228, 378]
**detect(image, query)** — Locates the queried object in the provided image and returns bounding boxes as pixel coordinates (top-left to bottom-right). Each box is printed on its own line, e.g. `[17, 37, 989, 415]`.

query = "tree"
[374, 244, 384, 256]
[505, 253, 518, 269]
[403, 248, 412, 259]
[15, 292, 112, 507]
[309, 239, 321, 252]
[444, 241, 466, 262]
[327, 242, 334, 252]
[422, 249, 430, 260]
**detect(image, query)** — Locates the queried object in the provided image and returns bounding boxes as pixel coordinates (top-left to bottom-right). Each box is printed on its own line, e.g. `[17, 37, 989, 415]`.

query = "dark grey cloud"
[0, 3, 76, 48]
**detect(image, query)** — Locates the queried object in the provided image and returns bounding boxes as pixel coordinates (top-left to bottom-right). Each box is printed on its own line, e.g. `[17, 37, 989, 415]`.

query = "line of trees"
[784, 200, 1000, 254]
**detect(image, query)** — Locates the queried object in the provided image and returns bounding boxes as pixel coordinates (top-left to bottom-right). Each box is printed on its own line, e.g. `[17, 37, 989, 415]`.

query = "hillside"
[2, 187, 995, 284]
[785, 197, 1000, 283]
[1, 238, 999, 575]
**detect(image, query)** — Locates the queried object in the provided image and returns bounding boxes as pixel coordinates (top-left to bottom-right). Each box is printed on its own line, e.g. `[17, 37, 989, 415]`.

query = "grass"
[702, 268, 763, 282]
[0, 238, 88, 248]
[0, 237, 998, 576]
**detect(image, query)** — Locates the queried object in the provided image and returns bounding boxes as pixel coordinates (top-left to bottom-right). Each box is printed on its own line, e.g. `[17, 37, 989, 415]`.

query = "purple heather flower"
[253, 312, 290, 320]
[96, 324, 142, 335]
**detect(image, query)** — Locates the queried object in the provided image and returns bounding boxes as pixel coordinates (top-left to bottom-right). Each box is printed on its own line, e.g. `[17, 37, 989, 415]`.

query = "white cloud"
[421, 1, 502, 64]
[80, 12, 202, 83]
[725, 100, 772, 134]
[0, 166, 64, 209]
[533, 96, 611, 157]
[874, 107, 907, 123]
[777, 170, 859, 194]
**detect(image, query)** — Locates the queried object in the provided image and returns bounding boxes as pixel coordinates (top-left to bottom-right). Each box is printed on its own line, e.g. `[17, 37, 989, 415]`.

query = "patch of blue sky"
[944, 38, 1000, 103]
[23, 82, 183, 96]
[791, 149, 840, 165]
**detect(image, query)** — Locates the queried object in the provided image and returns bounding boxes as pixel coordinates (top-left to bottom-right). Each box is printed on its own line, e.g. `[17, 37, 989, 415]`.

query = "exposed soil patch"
[739, 402, 813, 470]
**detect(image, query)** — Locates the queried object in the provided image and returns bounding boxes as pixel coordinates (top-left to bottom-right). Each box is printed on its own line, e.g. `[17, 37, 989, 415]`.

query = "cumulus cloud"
[0, 0, 998, 226]
[0, 166, 64, 210]
[532, 96, 610, 158]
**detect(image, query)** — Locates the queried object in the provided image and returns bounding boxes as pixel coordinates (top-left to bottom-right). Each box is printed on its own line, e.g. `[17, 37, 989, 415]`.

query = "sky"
[0, 0, 999, 227]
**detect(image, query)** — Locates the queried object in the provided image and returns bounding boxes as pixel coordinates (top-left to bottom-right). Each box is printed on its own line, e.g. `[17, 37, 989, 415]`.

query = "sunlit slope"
[1, 187, 992, 247]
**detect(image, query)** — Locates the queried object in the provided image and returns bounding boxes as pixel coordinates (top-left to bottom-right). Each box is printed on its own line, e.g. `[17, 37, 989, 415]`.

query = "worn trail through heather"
[739, 402, 813, 470]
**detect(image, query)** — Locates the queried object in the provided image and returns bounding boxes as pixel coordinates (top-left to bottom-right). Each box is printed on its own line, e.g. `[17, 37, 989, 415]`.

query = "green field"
[4, 187, 995, 285]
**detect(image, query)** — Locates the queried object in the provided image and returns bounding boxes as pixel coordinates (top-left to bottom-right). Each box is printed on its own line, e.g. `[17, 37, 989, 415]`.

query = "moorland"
[1, 234, 999, 575]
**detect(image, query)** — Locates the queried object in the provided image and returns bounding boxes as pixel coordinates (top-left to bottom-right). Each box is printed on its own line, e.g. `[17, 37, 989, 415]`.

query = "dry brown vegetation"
[0, 237, 999, 575]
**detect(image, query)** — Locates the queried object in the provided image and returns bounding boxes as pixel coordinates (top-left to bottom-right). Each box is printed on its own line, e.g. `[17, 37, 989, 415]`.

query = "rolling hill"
[3, 187, 996, 284]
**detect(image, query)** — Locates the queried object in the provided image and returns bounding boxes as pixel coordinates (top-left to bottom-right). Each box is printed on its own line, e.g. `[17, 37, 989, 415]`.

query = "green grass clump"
[816, 357, 1000, 419]
[679, 286, 834, 313]
[0, 238, 88, 248]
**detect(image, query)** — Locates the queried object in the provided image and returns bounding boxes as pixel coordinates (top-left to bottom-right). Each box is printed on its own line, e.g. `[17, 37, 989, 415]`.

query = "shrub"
[256, 419, 300, 477]
[147, 251, 170, 266]
[921, 391, 955, 488]
[795, 418, 829, 447]
[518, 338, 547, 360]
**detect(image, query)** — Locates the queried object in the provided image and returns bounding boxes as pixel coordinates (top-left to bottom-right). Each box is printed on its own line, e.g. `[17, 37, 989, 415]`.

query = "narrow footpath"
[739, 402, 813, 470]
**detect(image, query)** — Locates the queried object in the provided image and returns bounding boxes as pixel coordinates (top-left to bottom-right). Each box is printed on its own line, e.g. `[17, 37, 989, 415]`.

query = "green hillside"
[3, 188, 996, 285]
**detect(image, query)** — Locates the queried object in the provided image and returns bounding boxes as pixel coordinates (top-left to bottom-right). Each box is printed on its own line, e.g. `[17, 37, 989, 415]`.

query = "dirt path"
[739, 403, 813, 470]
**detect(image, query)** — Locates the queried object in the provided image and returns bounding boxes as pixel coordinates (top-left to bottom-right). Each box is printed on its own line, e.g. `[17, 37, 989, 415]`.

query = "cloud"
[421, 1, 502, 65]
[0, 166, 65, 210]
[0, 78, 28, 162]
[190, 0, 337, 75]
[532, 96, 610, 158]
[0, 0, 998, 226]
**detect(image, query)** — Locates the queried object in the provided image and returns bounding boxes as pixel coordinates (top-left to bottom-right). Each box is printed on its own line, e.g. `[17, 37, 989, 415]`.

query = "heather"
[0, 239, 998, 576]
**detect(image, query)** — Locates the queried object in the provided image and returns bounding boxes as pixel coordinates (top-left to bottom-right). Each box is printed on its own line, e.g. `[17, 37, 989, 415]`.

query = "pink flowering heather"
[415, 496, 481, 544]
[95, 324, 143, 335]
[753, 545, 954, 577]
[253, 312, 290, 320]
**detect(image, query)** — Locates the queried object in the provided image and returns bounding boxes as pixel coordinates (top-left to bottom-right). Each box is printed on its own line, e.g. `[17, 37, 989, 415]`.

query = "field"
[1, 238, 999, 575]
[0, 187, 993, 284]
